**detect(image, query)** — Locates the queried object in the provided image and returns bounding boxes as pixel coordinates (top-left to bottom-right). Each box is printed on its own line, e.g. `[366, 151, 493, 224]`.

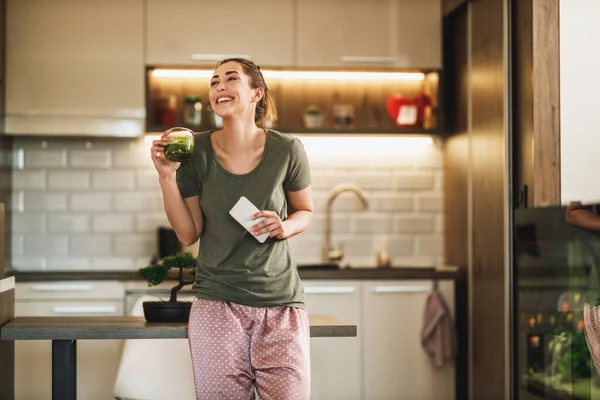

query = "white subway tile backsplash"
[70, 193, 112, 211]
[46, 257, 91, 270]
[393, 215, 436, 234]
[92, 171, 135, 190]
[352, 214, 392, 234]
[136, 213, 170, 233]
[136, 171, 161, 190]
[25, 150, 67, 168]
[11, 136, 445, 271]
[114, 192, 156, 211]
[91, 257, 136, 270]
[415, 236, 443, 257]
[69, 149, 112, 169]
[12, 235, 24, 257]
[47, 214, 90, 233]
[416, 194, 443, 212]
[14, 170, 46, 190]
[12, 213, 45, 233]
[23, 192, 68, 212]
[394, 172, 435, 190]
[70, 235, 112, 256]
[24, 235, 68, 256]
[12, 257, 46, 270]
[113, 234, 154, 257]
[48, 171, 89, 190]
[92, 214, 135, 233]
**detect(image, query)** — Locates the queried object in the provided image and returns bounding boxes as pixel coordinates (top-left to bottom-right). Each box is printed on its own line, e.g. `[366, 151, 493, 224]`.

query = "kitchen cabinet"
[6, 0, 145, 136]
[14, 281, 125, 400]
[146, 0, 295, 67]
[362, 280, 455, 400]
[303, 280, 362, 400]
[296, 0, 441, 68]
[558, 0, 600, 205]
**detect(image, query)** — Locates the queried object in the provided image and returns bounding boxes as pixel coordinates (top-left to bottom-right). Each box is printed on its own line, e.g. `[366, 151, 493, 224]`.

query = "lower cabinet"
[14, 281, 124, 400]
[362, 280, 455, 400]
[303, 280, 362, 400]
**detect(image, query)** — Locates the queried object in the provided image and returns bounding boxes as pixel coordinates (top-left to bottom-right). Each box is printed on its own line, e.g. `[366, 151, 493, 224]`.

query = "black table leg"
[52, 339, 77, 400]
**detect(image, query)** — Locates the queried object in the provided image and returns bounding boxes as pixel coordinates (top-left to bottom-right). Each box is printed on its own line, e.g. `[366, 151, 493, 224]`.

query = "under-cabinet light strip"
[151, 69, 425, 81]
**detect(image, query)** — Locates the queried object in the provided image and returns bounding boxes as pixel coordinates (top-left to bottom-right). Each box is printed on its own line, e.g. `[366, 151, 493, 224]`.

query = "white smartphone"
[229, 196, 270, 243]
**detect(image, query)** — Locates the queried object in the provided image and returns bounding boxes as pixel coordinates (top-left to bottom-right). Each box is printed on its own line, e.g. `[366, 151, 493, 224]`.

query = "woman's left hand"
[251, 210, 290, 240]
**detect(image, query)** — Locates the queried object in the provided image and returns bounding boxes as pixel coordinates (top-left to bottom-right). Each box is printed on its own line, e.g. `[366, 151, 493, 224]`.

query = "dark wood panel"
[470, 1, 507, 400]
[0, 289, 14, 400]
[512, 0, 534, 208]
[532, 0, 560, 206]
[0, 315, 356, 340]
[444, 0, 469, 16]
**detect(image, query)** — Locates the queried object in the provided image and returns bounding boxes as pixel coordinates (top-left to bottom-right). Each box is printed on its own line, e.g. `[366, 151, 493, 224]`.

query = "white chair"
[113, 295, 196, 400]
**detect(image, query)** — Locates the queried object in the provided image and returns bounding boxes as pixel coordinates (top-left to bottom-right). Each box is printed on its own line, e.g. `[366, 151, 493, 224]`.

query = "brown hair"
[216, 58, 278, 126]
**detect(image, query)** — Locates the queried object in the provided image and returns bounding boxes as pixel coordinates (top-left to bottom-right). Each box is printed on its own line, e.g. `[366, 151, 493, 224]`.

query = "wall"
[11, 135, 444, 271]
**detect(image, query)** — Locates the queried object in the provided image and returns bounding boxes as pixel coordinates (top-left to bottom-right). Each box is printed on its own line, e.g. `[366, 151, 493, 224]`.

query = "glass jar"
[164, 127, 194, 162]
[183, 96, 202, 126]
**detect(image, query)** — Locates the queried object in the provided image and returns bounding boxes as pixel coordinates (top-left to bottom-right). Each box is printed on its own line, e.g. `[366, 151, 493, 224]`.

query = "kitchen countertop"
[7, 266, 463, 282]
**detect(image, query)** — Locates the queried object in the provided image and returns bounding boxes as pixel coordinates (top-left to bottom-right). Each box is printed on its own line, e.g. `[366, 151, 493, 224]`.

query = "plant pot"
[143, 300, 192, 323]
[303, 114, 324, 129]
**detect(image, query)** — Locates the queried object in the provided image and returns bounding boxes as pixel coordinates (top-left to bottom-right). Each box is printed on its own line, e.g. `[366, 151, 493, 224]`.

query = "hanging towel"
[421, 288, 457, 368]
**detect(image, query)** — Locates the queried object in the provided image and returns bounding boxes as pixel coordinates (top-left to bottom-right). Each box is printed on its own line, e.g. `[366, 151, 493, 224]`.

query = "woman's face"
[209, 61, 262, 120]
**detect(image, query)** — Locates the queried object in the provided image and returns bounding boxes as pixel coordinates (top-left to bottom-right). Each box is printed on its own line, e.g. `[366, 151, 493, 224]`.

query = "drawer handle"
[304, 286, 356, 294]
[53, 306, 117, 314]
[372, 285, 431, 293]
[340, 56, 397, 64]
[190, 53, 251, 62]
[31, 284, 92, 292]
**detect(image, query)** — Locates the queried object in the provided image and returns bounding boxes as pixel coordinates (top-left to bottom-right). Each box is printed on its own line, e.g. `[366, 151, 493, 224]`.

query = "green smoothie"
[165, 129, 194, 162]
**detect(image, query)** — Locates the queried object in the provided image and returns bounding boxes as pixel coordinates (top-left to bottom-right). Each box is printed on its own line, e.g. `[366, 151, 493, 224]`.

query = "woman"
[566, 202, 600, 374]
[150, 58, 314, 400]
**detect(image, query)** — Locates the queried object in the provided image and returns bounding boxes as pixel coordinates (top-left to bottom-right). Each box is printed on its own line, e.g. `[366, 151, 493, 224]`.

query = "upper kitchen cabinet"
[146, 0, 295, 67]
[296, 0, 441, 69]
[6, 0, 145, 136]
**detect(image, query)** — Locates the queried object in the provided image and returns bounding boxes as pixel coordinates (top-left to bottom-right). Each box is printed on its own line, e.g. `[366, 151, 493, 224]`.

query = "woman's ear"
[252, 87, 264, 103]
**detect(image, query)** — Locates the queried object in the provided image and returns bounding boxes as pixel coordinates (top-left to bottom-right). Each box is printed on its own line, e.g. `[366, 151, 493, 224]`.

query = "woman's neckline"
[208, 128, 270, 177]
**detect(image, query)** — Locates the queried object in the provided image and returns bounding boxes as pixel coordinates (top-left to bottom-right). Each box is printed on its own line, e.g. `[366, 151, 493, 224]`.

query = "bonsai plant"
[302, 104, 324, 129]
[137, 251, 196, 323]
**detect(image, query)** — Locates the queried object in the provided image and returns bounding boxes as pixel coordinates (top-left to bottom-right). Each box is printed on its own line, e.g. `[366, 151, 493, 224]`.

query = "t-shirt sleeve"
[284, 138, 311, 192]
[176, 160, 202, 199]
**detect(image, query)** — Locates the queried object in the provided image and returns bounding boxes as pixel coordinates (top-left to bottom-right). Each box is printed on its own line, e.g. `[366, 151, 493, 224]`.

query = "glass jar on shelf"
[183, 96, 203, 126]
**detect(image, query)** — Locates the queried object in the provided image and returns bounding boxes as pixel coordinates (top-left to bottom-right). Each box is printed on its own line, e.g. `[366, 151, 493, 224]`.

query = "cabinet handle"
[304, 286, 356, 294]
[190, 53, 251, 62]
[53, 306, 117, 314]
[372, 285, 431, 293]
[340, 56, 397, 64]
[31, 284, 92, 292]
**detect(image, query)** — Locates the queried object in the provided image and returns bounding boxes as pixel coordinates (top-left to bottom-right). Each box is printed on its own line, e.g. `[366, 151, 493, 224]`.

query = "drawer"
[16, 281, 125, 300]
[16, 300, 124, 317]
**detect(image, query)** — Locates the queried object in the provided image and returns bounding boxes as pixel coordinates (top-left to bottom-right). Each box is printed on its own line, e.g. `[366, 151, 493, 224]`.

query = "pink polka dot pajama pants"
[187, 298, 311, 400]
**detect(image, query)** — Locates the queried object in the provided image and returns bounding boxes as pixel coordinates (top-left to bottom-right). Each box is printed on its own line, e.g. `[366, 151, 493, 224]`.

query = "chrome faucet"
[323, 183, 369, 264]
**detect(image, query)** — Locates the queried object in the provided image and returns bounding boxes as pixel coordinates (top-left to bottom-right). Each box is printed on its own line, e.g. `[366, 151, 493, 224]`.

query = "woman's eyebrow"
[211, 71, 240, 79]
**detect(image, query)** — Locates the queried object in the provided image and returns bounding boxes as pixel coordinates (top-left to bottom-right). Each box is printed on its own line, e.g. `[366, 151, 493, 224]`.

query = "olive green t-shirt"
[175, 129, 311, 308]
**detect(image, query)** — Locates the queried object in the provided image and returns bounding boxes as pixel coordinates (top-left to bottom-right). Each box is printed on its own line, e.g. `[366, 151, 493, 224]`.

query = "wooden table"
[0, 315, 356, 400]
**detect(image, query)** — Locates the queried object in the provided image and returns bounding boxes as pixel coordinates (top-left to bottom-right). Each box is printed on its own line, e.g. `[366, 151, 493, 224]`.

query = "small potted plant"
[137, 251, 196, 323]
[302, 104, 325, 129]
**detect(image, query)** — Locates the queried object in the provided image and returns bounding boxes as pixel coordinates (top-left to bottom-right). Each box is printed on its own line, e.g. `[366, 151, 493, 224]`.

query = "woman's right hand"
[151, 130, 181, 176]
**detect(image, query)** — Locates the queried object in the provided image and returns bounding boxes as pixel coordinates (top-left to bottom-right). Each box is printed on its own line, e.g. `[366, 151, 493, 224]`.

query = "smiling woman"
[149, 57, 315, 400]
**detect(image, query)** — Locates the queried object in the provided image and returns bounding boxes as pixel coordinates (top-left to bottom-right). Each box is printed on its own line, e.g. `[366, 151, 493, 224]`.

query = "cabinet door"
[296, 0, 441, 68]
[297, 0, 395, 68]
[6, 0, 145, 136]
[362, 280, 455, 400]
[146, 0, 294, 67]
[303, 280, 362, 400]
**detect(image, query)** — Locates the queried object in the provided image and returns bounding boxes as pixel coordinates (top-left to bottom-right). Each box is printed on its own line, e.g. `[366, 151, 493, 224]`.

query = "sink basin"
[297, 263, 340, 270]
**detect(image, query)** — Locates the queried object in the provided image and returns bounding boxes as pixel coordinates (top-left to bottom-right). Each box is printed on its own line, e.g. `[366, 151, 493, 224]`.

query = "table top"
[0, 314, 356, 340]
